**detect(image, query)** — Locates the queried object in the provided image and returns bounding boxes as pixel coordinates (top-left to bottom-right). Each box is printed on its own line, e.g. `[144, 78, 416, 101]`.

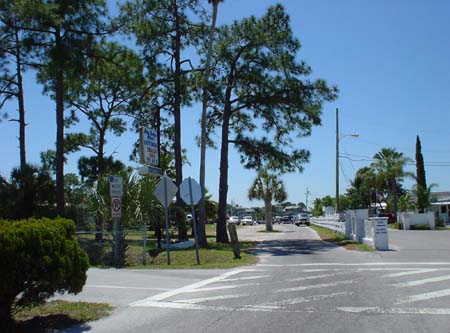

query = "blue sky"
[1, 0, 450, 209]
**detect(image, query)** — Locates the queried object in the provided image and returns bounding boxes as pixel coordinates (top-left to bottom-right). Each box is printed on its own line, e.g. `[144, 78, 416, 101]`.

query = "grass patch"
[76, 224, 259, 269]
[436, 227, 450, 231]
[14, 300, 114, 333]
[309, 225, 374, 252]
[132, 241, 258, 269]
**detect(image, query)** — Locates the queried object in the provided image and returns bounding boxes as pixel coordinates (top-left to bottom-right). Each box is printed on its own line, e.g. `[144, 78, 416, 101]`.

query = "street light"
[335, 108, 359, 214]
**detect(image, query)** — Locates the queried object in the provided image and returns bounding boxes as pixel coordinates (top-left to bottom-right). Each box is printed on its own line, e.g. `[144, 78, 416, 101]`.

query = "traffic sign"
[139, 127, 159, 167]
[109, 176, 123, 197]
[154, 175, 178, 207]
[111, 197, 122, 218]
[138, 165, 163, 176]
[180, 177, 202, 205]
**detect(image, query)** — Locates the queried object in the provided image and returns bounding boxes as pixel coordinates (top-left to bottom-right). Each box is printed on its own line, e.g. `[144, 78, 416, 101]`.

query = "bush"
[410, 223, 430, 230]
[0, 218, 89, 332]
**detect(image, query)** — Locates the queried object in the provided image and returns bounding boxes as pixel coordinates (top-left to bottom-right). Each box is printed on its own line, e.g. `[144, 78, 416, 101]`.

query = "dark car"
[377, 212, 396, 224]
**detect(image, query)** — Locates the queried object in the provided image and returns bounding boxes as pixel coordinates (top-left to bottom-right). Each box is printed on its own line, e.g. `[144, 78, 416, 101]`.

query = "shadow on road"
[248, 239, 338, 257]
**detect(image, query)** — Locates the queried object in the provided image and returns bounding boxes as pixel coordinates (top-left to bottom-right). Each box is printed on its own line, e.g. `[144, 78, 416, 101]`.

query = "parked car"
[241, 216, 254, 225]
[294, 213, 310, 226]
[227, 216, 240, 224]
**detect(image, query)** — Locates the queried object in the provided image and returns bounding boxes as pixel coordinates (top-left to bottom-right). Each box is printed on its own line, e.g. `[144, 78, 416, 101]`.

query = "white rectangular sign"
[109, 176, 123, 198]
[139, 127, 159, 167]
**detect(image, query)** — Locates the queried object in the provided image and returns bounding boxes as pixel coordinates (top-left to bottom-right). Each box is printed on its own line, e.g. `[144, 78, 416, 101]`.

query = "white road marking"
[337, 306, 450, 315]
[277, 280, 355, 293]
[174, 294, 245, 304]
[382, 269, 439, 278]
[393, 275, 450, 287]
[131, 269, 258, 305]
[188, 283, 261, 293]
[222, 275, 269, 282]
[257, 262, 450, 267]
[395, 289, 450, 304]
[85, 285, 170, 291]
[261, 292, 352, 306]
[288, 272, 348, 282]
[132, 300, 450, 316]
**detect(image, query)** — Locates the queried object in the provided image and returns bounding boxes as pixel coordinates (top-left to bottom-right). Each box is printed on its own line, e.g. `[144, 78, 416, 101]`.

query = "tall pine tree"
[415, 135, 428, 212]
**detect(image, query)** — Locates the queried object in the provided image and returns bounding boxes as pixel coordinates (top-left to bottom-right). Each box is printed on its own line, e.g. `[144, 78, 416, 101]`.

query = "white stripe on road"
[277, 280, 355, 293]
[395, 289, 450, 304]
[222, 275, 269, 282]
[262, 292, 352, 306]
[337, 306, 450, 315]
[393, 275, 450, 288]
[257, 262, 450, 267]
[382, 269, 439, 278]
[132, 300, 450, 315]
[85, 285, 170, 291]
[130, 269, 259, 305]
[174, 294, 245, 304]
[288, 272, 349, 282]
[187, 283, 261, 293]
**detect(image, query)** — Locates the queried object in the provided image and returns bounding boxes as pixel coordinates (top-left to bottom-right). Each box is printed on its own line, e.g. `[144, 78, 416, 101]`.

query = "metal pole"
[114, 217, 119, 268]
[164, 176, 171, 265]
[336, 108, 339, 214]
[188, 177, 200, 264]
[143, 220, 147, 266]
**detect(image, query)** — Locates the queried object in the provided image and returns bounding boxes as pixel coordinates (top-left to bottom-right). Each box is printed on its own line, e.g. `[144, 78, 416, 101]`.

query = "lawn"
[309, 224, 374, 251]
[76, 224, 258, 269]
[14, 300, 114, 333]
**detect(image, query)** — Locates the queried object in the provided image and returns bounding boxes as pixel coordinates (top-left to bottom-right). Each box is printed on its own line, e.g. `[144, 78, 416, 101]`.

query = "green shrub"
[410, 223, 430, 230]
[0, 218, 89, 332]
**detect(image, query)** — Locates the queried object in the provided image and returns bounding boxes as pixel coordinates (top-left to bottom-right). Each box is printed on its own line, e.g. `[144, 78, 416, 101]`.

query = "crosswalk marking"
[393, 275, 450, 287]
[395, 288, 450, 304]
[174, 294, 246, 304]
[337, 306, 450, 315]
[277, 280, 355, 293]
[261, 292, 352, 306]
[382, 269, 439, 278]
[288, 272, 349, 282]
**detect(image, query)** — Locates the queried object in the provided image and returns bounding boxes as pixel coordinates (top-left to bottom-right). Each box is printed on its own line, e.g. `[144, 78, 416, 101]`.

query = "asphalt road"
[58, 225, 450, 333]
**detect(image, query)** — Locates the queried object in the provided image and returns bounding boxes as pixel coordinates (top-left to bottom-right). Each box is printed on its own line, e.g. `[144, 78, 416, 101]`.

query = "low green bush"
[410, 223, 430, 230]
[0, 218, 89, 332]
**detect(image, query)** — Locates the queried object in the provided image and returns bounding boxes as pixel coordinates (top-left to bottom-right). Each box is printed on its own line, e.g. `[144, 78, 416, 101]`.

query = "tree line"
[312, 136, 434, 217]
[0, 0, 336, 244]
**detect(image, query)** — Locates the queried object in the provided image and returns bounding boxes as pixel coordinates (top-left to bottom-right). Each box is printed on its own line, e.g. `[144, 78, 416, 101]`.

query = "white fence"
[310, 216, 346, 234]
[398, 212, 435, 230]
[311, 211, 389, 251]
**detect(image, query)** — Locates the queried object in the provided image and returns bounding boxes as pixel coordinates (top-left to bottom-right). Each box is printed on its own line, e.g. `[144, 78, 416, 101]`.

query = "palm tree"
[371, 148, 412, 217]
[248, 168, 287, 231]
[199, 0, 223, 246]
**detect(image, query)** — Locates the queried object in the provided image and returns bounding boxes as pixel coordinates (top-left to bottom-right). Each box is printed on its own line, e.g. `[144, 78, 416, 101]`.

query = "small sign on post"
[109, 176, 123, 268]
[139, 127, 159, 167]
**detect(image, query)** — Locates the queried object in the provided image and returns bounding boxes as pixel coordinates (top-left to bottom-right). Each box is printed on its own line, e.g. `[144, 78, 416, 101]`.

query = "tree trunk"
[95, 132, 106, 242]
[55, 29, 65, 216]
[198, 0, 220, 248]
[14, 26, 26, 171]
[0, 297, 14, 333]
[265, 199, 273, 231]
[173, 0, 187, 241]
[217, 110, 230, 243]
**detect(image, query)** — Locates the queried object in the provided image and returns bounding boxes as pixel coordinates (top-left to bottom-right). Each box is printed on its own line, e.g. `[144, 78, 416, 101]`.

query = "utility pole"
[336, 108, 339, 214]
[305, 187, 310, 212]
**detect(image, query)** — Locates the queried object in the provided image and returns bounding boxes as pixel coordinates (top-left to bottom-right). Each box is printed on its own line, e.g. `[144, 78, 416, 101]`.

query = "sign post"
[180, 177, 202, 265]
[154, 174, 178, 265]
[109, 176, 123, 268]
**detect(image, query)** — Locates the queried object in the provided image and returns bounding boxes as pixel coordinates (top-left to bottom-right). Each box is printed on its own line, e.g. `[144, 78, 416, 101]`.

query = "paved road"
[59, 225, 450, 333]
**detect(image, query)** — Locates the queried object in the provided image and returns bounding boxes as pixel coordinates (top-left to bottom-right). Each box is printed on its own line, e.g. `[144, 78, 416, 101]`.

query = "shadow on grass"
[248, 239, 338, 256]
[16, 315, 90, 333]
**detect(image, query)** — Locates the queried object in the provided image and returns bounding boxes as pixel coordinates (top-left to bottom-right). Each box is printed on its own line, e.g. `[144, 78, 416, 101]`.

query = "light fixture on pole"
[335, 108, 358, 214]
